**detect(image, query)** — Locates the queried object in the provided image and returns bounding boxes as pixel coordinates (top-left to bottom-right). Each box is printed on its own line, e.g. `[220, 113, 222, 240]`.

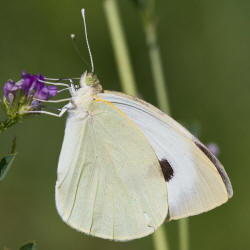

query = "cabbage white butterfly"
[51, 9, 232, 241]
[55, 71, 232, 241]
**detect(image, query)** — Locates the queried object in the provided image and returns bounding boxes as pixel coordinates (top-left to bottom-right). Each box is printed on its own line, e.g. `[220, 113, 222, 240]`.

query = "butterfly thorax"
[70, 72, 103, 117]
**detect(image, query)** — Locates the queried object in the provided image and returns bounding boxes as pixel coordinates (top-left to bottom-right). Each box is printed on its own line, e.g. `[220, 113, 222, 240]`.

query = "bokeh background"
[0, 0, 249, 249]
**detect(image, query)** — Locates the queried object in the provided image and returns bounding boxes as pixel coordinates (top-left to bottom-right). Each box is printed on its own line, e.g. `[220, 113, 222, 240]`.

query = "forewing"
[99, 91, 233, 220]
[56, 99, 168, 241]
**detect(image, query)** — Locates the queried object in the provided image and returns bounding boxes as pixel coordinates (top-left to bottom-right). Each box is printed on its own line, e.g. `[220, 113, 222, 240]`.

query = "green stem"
[142, 17, 171, 250]
[179, 218, 189, 250]
[142, 10, 191, 250]
[103, 0, 137, 96]
[104, 1, 171, 250]
[143, 21, 170, 114]
[153, 226, 170, 250]
[0, 117, 19, 135]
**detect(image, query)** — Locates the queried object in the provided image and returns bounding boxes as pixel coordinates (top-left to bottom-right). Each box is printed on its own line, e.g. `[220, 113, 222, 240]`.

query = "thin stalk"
[142, 13, 171, 250]
[104, 1, 170, 250]
[0, 117, 19, 135]
[143, 21, 170, 114]
[153, 226, 169, 250]
[179, 218, 189, 250]
[140, 1, 191, 247]
[103, 0, 137, 96]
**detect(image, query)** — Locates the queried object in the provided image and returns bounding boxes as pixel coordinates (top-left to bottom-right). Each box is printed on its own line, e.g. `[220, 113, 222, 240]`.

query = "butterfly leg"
[42, 78, 79, 96]
[27, 103, 73, 118]
[33, 98, 72, 103]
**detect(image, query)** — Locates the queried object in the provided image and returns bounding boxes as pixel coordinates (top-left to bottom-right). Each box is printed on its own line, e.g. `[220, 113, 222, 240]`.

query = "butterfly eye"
[85, 73, 99, 87]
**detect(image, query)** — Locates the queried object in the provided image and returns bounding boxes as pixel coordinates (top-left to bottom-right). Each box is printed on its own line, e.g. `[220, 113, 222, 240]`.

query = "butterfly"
[55, 72, 233, 241]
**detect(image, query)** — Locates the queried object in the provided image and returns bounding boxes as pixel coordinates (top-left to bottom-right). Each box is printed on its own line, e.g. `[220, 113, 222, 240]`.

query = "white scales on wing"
[99, 91, 232, 220]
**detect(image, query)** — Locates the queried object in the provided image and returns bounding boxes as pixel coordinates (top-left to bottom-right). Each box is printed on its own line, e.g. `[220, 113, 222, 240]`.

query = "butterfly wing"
[56, 98, 168, 241]
[98, 91, 233, 220]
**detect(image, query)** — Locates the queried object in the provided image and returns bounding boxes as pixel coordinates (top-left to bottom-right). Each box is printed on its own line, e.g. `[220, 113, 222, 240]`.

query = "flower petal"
[3, 80, 19, 100]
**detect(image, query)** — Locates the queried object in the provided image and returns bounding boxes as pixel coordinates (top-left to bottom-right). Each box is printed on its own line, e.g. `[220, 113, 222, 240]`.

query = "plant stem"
[104, 1, 172, 250]
[142, 8, 191, 250]
[179, 218, 189, 250]
[143, 21, 170, 114]
[153, 226, 169, 250]
[141, 16, 171, 250]
[0, 117, 19, 135]
[103, 0, 137, 96]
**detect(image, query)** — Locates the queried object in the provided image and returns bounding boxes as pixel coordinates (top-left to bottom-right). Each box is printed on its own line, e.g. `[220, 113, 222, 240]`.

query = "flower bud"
[3, 80, 19, 103]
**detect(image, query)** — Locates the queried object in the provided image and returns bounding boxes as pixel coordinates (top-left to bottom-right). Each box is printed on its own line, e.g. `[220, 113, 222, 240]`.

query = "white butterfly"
[55, 72, 232, 241]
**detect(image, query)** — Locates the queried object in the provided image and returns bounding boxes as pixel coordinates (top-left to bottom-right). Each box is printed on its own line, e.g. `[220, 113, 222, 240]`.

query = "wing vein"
[89, 117, 100, 234]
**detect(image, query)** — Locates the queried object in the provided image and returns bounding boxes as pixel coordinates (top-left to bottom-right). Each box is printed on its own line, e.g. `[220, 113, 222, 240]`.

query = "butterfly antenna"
[81, 8, 94, 73]
[70, 33, 90, 67]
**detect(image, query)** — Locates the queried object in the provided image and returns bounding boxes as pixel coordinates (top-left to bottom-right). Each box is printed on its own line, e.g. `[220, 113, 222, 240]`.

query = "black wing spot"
[159, 159, 174, 182]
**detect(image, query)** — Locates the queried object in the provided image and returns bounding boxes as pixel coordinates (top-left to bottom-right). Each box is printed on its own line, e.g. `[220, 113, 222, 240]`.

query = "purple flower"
[3, 71, 58, 109]
[207, 143, 220, 157]
[31, 99, 41, 109]
[21, 71, 38, 95]
[47, 85, 58, 98]
[34, 85, 58, 100]
[3, 80, 19, 101]
[36, 73, 44, 81]
[19, 71, 58, 100]
[2, 71, 59, 120]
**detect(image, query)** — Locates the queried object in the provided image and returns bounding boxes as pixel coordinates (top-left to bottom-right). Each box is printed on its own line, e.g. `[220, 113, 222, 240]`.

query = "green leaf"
[0, 153, 16, 181]
[0, 137, 17, 181]
[19, 242, 36, 250]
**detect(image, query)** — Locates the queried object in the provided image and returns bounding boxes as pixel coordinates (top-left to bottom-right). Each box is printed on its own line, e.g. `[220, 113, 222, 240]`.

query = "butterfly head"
[78, 71, 103, 97]
[80, 71, 99, 86]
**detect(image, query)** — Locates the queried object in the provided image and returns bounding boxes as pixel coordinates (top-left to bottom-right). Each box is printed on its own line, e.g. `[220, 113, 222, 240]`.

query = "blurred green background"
[0, 0, 249, 249]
